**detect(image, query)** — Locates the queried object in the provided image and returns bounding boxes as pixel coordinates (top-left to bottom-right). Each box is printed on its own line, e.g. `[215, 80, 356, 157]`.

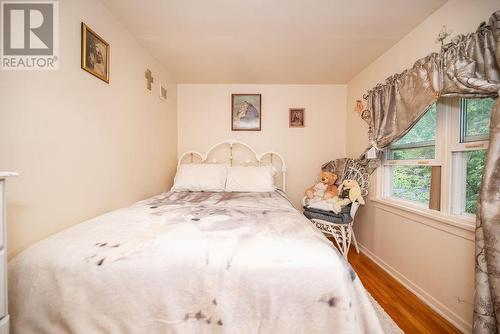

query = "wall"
[346, 1, 499, 332]
[177, 84, 347, 208]
[0, 0, 178, 258]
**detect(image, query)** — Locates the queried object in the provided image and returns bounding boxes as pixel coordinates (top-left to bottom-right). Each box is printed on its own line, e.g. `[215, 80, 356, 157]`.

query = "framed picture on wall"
[231, 94, 261, 131]
[81, 23, 110, 83]
[289, 108, 305, 128]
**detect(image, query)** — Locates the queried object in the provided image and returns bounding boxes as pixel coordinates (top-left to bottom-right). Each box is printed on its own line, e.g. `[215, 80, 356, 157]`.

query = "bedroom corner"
[0, 0, 178, 259]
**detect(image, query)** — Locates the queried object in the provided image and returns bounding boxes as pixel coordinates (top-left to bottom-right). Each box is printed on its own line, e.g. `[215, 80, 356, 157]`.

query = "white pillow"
[225, 165, 276, 192]
[171, 164, 227, 192]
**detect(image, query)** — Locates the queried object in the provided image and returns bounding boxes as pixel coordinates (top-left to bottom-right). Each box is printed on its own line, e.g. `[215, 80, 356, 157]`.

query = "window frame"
[386, 103, 440, 164]
[378, 96, 490, 227]
[381, 101, 444, 207]
[459, 98, 492, 143]
[448, 98, 489, 219]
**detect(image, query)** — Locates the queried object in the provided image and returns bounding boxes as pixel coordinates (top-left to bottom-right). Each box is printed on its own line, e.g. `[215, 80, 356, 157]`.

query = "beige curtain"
[361, 11, 500, 333]
[475, 99, 500, 333]
[363, 12, 499, 150]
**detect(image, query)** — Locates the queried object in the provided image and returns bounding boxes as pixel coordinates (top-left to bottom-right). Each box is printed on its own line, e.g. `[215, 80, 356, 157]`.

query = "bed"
[8, 140, 383, 334]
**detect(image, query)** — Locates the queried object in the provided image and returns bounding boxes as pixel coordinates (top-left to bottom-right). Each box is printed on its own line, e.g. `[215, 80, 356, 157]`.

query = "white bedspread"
[9, 191, 383, 334]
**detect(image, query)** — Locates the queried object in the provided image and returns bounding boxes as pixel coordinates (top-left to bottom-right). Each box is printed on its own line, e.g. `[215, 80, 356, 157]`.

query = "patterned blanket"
[9, 191, 382, 333]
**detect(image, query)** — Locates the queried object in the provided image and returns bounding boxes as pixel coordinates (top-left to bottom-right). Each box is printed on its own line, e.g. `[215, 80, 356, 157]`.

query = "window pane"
[391, 166, 432, 204]
[465, 150, 486, 214]
[462, 98, 494, 142]
[393, 103, 436, 145]
[389, 103, 436, 160]
[389, 146, 435, 160]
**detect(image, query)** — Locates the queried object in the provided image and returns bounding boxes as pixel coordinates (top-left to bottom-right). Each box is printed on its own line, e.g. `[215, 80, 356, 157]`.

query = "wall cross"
[145, 69, 154, 90]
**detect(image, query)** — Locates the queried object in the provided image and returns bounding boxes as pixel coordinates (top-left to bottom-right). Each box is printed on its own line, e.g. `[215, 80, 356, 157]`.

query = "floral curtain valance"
[361, 11, 500, 149]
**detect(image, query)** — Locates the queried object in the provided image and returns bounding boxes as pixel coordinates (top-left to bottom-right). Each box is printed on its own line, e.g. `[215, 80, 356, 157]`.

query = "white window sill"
[371, 197, 475, 233]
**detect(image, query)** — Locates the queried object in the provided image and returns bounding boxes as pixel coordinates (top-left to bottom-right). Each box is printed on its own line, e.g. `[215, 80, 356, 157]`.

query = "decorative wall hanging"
[435, 25, 452, 47]
[145, 69, 154, 91]
[289, 108, 305, 128]
[354, 100, 364, 115]
[81, 23, 110, 83]
[231, 94, 261, 131]
[159, 83, 167, 101]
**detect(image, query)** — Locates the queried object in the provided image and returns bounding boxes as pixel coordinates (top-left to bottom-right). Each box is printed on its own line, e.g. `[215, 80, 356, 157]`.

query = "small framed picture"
[232, 94, 261, 131]
[289, 108, 305, 128]
[81, 23, 110, 83]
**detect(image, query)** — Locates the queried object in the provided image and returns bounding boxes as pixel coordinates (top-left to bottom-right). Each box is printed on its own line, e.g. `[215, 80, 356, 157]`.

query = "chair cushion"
[303, 204, 353, 225]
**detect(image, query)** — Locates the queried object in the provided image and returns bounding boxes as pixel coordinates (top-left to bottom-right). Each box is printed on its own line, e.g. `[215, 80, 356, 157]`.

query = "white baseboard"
[358, 243, 471, 333]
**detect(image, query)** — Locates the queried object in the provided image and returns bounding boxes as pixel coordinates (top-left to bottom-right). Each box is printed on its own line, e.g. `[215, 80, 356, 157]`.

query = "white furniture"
[303, 160, 369, 259]
[178, 139, 287, 192]
[309, 209, 361, 258]
[0, 172, 17, 334]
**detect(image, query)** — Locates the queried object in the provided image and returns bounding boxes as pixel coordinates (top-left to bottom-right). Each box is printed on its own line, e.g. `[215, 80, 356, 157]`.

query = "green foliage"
[393, 103, 436, 145]
[465, 98, 494, 138]
[392, 166, 432, 204]
[389, 103, 436, 160]
[388, 99, 491, 211]
[463, 98, 491, 214]
[465, 150, 486, 214]
[390, 146, 435, 160]
[389, 105, 435, 203]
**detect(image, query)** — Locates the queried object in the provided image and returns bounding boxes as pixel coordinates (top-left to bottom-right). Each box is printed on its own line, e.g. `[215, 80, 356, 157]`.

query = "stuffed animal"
[305, 171, 338, 203]
[332, 179, 365, 213]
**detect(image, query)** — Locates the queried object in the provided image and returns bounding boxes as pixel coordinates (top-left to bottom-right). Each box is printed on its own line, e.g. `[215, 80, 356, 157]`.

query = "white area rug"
[368, 292, 404, 334]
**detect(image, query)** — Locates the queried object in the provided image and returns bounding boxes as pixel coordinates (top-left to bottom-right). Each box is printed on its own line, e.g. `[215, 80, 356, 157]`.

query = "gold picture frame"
[81, 23, 110, 83]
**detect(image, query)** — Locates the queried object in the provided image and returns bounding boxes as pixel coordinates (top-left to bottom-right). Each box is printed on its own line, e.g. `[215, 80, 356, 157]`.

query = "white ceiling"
[101, 0, 447, 84]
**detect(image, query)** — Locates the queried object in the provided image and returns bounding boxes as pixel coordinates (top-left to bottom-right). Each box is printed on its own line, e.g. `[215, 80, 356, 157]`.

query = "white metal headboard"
[178, 139, 287, 192]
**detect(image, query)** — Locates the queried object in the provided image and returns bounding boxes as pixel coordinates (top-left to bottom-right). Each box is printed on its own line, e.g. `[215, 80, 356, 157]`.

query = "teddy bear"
[332, 179, 364, 213]
[305, 171, 339, 203]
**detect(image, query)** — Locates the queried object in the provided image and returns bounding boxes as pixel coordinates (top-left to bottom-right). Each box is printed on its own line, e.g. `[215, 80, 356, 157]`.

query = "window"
[391, 166, 432, 204]
[460, 98, 494, 142]
[450, 97, 493, 217]
[388, 103, 436, 160]
[384, 103, 439, 208]
[380, 97, 493, 223]
[451, 149, 487, 215]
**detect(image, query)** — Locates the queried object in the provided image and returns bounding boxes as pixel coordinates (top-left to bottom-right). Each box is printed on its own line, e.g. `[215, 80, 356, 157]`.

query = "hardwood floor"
[347, 249, 461, 334]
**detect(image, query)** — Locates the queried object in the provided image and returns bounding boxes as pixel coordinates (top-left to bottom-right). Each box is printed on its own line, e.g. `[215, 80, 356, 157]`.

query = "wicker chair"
[303, 159, 370, 259]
